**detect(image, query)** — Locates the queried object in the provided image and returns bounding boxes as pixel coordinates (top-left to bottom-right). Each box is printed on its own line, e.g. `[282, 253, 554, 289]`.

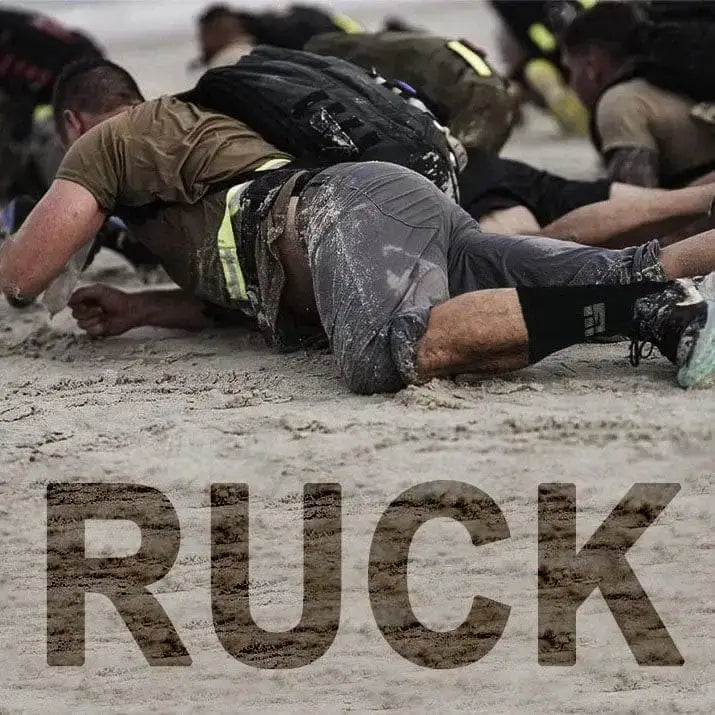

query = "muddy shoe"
[630, 275, 715, 388]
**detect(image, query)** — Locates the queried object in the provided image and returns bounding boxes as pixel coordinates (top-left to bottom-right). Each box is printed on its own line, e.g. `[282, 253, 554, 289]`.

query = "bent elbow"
[0, 249, 40, 304]
[1, 277, 36, 305]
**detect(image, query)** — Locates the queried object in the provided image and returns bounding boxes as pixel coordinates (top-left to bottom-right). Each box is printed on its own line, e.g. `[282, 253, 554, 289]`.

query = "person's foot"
[631, 274, 715, 388]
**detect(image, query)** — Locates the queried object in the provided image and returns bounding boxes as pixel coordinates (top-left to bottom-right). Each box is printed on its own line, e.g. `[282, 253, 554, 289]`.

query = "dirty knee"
[388, 309, 432, 388]
[336, 311, 431, 394]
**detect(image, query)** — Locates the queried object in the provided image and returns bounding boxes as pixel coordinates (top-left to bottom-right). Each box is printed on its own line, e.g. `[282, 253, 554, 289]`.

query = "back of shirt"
[596, 78, 715, 186]
[56, 95, 291, 304]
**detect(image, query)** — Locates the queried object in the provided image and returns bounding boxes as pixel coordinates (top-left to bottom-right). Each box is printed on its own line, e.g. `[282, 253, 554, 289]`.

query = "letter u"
[211, 483, 342, 668]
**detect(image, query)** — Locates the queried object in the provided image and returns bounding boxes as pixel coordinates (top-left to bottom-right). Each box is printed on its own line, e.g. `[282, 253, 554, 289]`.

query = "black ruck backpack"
[178, 45, 463, 199]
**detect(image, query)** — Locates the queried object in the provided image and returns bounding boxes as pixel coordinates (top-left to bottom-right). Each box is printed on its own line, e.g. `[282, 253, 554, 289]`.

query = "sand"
[1, 2, 713, 713]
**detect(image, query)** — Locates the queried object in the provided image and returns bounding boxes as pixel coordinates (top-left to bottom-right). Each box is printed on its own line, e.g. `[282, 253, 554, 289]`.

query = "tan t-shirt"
[56, 96, 289, 304]
[596, 78, 715, 186]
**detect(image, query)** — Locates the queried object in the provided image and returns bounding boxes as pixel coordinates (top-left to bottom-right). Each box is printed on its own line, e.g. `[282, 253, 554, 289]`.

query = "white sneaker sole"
[678, 273, 715, 389]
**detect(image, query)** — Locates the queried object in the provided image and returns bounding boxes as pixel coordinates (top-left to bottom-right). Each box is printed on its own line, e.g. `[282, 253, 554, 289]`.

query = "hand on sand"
[69, 284, 141, 338]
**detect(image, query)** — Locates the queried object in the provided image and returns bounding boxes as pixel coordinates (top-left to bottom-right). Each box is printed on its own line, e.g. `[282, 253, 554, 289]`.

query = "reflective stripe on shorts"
[216, 156, 293, 302]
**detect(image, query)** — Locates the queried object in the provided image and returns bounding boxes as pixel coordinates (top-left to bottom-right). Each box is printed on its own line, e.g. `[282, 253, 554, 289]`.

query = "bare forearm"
[541, 184, 715, 247]
[131, 289, 217, 331]
[130, 289, 259, 333]
[688, 170, 715, 187]
[0, 180, 105, 299]
[70, 283, 259, 338]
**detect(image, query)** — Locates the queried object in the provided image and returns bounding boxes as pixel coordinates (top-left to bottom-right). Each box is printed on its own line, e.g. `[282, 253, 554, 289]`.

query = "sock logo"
[584, 303, 606, 337]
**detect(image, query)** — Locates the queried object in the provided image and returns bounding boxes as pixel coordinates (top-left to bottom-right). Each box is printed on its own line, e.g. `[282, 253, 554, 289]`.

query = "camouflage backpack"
[305, 31, 517, 152]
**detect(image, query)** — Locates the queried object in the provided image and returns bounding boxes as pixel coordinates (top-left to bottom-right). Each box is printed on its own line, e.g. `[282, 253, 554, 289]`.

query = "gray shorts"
[296, 162, 666, 395]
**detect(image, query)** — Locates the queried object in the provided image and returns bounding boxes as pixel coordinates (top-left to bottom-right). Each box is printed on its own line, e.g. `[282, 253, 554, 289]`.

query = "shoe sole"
[678, 273, 715, 389]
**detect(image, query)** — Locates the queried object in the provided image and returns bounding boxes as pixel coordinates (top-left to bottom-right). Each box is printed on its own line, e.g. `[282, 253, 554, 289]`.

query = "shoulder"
[67, 97, 182, 158]
[121, 95, 239, 132]
[595, 80, 661, 154]
[66, 99, 161, 150]
[598, 79, 653, 116]
[112, 96, 176, 126]
[596, 80, 655, 142]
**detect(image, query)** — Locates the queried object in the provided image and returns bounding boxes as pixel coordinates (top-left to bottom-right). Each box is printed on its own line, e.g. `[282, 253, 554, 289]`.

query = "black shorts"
[458, 149, 612, 227]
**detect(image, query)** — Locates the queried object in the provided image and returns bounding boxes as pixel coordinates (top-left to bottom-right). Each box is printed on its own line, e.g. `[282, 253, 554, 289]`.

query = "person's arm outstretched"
[69, 284, 258, 337]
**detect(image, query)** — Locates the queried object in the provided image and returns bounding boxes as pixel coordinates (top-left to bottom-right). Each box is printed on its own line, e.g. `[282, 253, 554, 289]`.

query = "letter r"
[46, 483, 190, 666]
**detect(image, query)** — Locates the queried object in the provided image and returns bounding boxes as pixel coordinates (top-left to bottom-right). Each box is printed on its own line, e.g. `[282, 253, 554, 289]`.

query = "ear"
[62, 109, 84, 143]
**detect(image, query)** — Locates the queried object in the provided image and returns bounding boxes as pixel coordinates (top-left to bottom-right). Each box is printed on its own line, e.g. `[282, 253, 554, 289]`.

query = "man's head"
[52, 58, 144, 147]
[562, 2, 643, 110]
[197, 4, 250, 65]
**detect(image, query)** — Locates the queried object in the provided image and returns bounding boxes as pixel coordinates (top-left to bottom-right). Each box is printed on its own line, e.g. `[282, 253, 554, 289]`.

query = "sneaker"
[631, 274, 715, 388]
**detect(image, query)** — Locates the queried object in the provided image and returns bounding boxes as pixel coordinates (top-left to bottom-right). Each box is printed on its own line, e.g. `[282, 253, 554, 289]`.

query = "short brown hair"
[52, 58, 144, 140]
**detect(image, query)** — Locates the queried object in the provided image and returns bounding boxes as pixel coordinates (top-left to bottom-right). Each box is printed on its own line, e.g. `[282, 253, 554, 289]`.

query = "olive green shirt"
[56, 95, 290, 305]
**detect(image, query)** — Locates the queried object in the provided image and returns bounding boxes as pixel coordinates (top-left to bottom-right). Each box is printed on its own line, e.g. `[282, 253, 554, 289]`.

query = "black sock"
[516, 282, 671, 364]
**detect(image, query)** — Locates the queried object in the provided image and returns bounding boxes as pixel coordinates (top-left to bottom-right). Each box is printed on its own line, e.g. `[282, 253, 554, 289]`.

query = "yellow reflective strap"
[33, 104, 53, 122]
[217, 156, 293, 302]
[332, 14, 364, 34]
[577, 0, 598, 9]
[226, 157, 294, 220]
[528, 22, 558, 54]
[217, 184, 248, 302]
[447, 40, 493, 77]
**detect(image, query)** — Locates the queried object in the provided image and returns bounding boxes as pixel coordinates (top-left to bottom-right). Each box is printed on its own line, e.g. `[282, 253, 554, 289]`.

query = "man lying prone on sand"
[0, 59, 714, 393]
[460, 149, 715, 247]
